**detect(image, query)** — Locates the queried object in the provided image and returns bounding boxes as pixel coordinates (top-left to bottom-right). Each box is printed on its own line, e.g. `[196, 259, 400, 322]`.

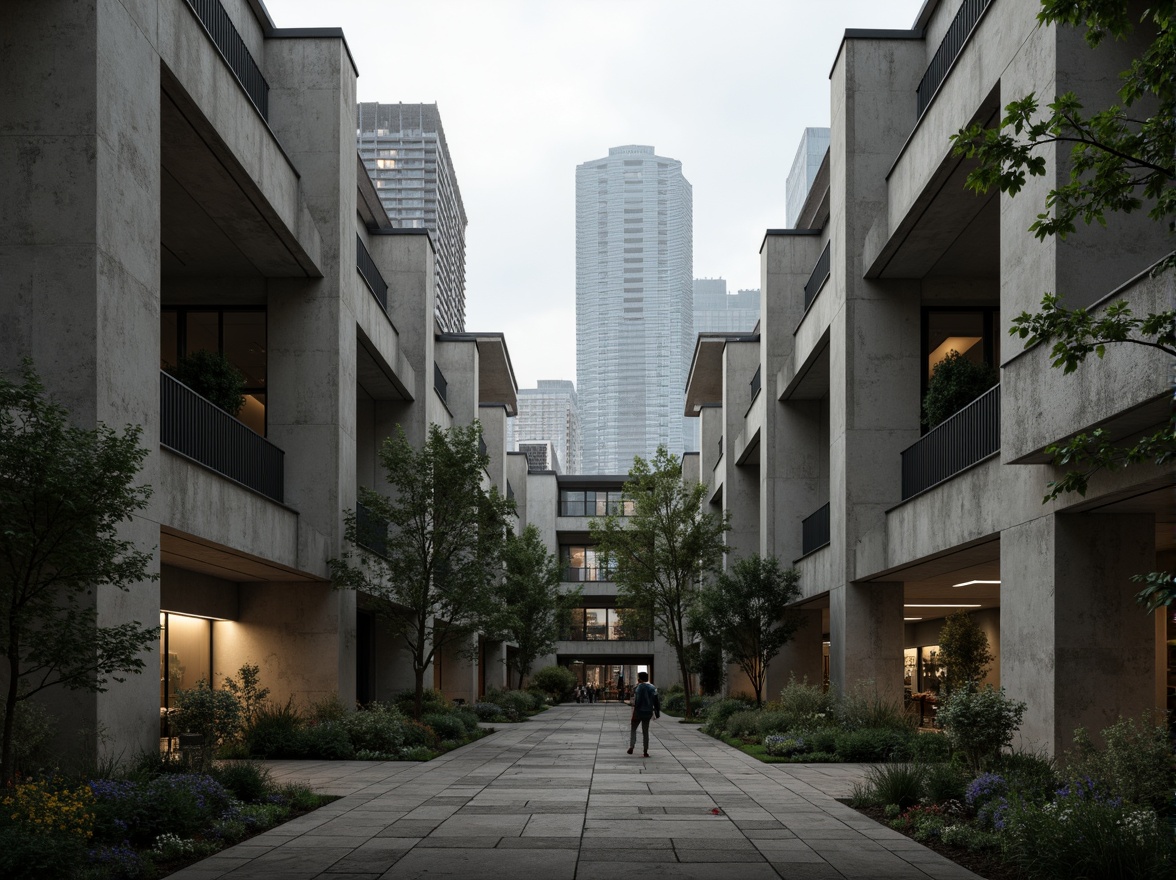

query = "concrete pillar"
[1002, 513, 1157, 754]
[0, 1, 162, 763]
[829, 581, 903, 703]
[767, 609, 825, 697]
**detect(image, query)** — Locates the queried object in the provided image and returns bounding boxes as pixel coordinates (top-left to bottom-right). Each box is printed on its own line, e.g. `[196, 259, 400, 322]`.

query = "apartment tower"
[508, 379, 583, 474]
[575, 146, 693, 473]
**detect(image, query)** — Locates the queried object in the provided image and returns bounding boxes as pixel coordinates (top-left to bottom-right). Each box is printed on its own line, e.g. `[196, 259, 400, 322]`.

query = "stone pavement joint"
[170, 704, 982, 879]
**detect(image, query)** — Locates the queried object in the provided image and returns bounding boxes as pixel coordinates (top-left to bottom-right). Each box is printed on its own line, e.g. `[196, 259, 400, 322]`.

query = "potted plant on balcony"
[922, 350, 999, 428]
[166, 349, 246, 415]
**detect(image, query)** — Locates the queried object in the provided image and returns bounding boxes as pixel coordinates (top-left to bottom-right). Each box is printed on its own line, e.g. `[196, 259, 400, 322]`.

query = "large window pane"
[222, 311, 266, 388]
[161, 312, 179, 369]
[585, 609, 608, 640]
[186, 311, 219, 356]
[926, 311, 986, 381]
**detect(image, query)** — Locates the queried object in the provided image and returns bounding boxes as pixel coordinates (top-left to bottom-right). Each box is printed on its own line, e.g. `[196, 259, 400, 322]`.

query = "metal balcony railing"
[750, 365, 762, 400]
[356, 234, 389, 311]
[355, 501, 389, 557]
[804, 242, 831, 310]
[563, 566, 615, 584]
[434, 363, 448, 404]
[180, 0, 270, 120]
[160, 371, 284, 502]
[901, 384, 1000, 499]
[801, 502, 831, 556]
[916, 0, 993, 118]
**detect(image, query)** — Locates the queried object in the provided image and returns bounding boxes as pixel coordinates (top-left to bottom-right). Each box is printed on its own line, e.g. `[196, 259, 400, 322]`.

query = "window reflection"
[560, 607, 651, 641]
[561, 545, 613, 582]
[559, 489, 635, 517]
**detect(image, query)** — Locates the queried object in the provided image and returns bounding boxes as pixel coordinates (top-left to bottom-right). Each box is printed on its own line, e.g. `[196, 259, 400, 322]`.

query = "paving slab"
[186, 703, 981, 879]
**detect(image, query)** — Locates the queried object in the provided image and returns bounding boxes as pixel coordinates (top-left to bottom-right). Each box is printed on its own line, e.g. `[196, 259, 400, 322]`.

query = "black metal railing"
[356, 234, 389, 311]
[160, 371, 284, 502]
[181, 0, 270, 120]
[801, 502, 831, 556]
[804, 242, 831, 310]
[916, 0, 992, 118]
[750, 365, 762, 400]
[434, 363, 448, 404]
[355, 501, 389, 557]
[563, 566, 615, 583]
[901, 384, 1000, 499]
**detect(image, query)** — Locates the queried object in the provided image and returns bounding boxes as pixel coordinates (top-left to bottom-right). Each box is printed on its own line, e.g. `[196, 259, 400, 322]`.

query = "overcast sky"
[268, 0, 926, 388]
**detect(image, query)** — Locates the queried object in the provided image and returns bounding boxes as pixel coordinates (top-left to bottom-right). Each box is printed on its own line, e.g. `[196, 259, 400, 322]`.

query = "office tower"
[508, 380, 582, 475]
[693, 279, 761, 334]
[357, 102, 467, 332]
[785, 127, 830, 228]
[576, 145, 693, 474]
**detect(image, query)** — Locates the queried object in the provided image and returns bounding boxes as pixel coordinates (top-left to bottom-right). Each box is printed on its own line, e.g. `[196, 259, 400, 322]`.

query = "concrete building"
[576, 146, 694, 474]
[1, 0, 516, 762]
[518, 441, 562, 475]
[357, 103, 468, 333]
[507, 379, 582, 475]
[785, 127, 830, 228]
[685, 0, 1172, 754]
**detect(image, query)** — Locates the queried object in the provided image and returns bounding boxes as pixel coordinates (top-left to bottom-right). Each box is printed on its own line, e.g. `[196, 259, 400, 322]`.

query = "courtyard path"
[171, 703, 981, 879]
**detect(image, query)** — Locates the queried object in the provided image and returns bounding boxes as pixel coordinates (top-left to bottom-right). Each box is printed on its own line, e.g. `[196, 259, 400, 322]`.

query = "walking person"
[627, 671, 660, 757]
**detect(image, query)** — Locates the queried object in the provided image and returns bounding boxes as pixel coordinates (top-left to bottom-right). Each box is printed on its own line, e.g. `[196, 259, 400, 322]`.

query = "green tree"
[689, 555, 804, 707]
[166, 349, 246, 415]
[952, 1, 1175, 609]
[936, 610, 995, 693]
[922, 351, 999, 428]
[329, 423, 513, 718]
[0, 361, 158, 783]
[590, 446, 728, 719]
[494, 524, 580, 688]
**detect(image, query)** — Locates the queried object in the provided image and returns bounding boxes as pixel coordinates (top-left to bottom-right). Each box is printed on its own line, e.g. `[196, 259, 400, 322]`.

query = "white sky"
[267, 0, 926, 388]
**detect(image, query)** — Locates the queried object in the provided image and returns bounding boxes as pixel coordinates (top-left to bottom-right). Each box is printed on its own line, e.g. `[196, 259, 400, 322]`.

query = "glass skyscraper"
[575, 146, 693, 474]
[507, 379, 582, 475]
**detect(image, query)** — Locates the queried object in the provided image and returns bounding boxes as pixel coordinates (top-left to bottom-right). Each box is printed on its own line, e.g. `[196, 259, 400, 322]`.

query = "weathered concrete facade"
[0, 0, 516, 760]
[685, 0, 1173, 753]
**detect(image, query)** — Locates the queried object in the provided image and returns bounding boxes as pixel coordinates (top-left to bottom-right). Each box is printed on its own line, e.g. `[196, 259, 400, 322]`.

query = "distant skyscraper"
[357, 103, 467, 332]
[785, 127, 830, 228]
[576, 146, 693, 474]
[693, 279, 760, 334]
[508, 380, 582, 475]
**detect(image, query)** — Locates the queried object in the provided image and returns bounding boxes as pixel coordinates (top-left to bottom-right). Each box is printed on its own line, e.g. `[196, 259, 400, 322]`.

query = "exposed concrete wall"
[1002, 513, 1157, 754]
[830, 582, 904, 703]
[161, 566, 240, 621]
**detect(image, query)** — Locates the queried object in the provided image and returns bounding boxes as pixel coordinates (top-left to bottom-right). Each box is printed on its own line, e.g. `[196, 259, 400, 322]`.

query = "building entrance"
[563, 657, 652, 702]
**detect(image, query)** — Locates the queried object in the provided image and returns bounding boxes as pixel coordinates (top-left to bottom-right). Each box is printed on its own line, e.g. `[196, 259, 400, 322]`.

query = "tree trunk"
[413, 666, 425, 719]
[2, 646, 21, 785]
[679, 653, 693, 719]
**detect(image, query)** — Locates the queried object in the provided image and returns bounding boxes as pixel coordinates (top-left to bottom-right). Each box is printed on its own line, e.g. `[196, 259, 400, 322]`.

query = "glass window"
[186, 311, 219, 356]
[585, 609, 608, 640]
[161, 311, 179, 370]
[160, 612, 211, 714]
[925, 309, 997, 382]
[561, 608, 585, 641]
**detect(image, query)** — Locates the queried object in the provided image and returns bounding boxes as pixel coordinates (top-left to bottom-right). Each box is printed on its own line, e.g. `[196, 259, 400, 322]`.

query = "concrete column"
[767, 609, 825, 697]
[829, 581, 903, 703]
[1002, 513, 1157, 754]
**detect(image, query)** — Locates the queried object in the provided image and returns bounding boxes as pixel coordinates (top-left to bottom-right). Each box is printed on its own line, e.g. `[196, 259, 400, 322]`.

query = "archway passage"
[559, 655, 654, 702]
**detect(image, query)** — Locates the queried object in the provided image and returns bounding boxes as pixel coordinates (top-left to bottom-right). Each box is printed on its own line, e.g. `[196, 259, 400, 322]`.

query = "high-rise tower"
[508, 379, 582, 475]
[575, 146, 693, 474]
[357, 102, 467, 332]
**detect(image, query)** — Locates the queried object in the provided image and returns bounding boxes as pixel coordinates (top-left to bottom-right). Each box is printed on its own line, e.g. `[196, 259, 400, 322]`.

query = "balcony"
[916, 0, 993, 118]
[804, 242, 831, 311]
[356, 234, 389, 311]
[901, 384, 1000, 499]
[160, 371, 284, 502]
[563, 566, 614, 584]
[180, 0, 269, 120]
[801, 502, 830, 556]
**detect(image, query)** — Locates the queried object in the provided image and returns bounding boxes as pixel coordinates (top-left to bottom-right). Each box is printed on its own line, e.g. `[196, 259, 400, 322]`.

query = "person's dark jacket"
[631, 682, 660, 720]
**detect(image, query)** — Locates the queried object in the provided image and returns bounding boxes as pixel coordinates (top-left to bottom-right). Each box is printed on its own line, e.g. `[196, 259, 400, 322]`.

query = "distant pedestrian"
[627, 671, 660, 757]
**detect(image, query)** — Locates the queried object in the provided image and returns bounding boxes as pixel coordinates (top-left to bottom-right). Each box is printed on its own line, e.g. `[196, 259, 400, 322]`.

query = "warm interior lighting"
[904, 617, 923, 621]
[952, 579, 1001, 588]
[928, 336, 981, 375]
[904, 604, 982, 608]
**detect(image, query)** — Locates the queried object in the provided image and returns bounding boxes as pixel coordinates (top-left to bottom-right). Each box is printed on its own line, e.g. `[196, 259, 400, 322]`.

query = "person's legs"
[641, 717, 651, 754]
[628, 717, 640, 753]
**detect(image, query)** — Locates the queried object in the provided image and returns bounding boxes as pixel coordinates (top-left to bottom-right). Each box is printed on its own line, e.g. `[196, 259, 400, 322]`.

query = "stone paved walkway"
[171, 703, 981, 879]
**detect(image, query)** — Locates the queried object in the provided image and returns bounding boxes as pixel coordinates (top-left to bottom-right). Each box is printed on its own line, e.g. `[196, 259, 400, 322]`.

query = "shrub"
[833, 727, 911, 762]
[859, 762, 925, 810]
[797, 726, 839, 755]
[938, 823, 1000, 851]
[421, 712, 467, 742]
[0, 701, 55, 777]
[703, 698, 752, 735]
[661, 691, 687, 714]
[391, 688, 451, 717]
[2, 776, 94, 840]
[93, 774, 236, 846]
[342, 702, 407, 754]
[221, 663, 271, 726]
[994, 748, 1058, 803]
[86, 842, 147, 878]
[725, 710, 762, 739]
[245, 699, 305, 758]
[763, 734, 810, 757]
[485, 689, 537, 718]
[305, 694, 349, 723]
[936, 683, 1026, 774]
[778, 674, 835, 720]
[402, 719, 438, 749]
[1064, 712, 1175, 813]
[298, 721, 355, 760]
[472, 702, 504, 722]
[838, 682, 912, 732]
[166, 349, 246, 414]
[0, 825, 85, 880]
[755, 711, 794, 737]
[922, 349, 998, 428]
[1003, 785, 1174, 880]
[936, 611, 994, 692]
[174, 679, 243, 767]
[452, 708, 480, 735]
[923, 762, 968, 805]
[211, 761, 272, 804]
[906, 732, 952, 763]
[530, 665, 577, 701]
